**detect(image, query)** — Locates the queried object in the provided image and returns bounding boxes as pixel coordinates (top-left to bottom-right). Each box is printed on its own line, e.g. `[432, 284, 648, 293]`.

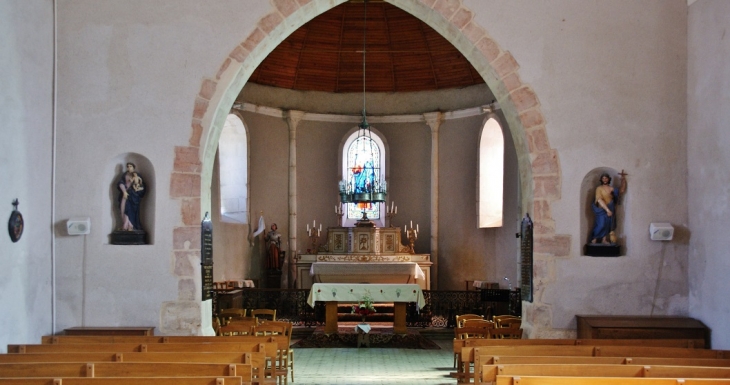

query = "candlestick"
[385, 201, 397, 227]
[336, 203, 344, 226]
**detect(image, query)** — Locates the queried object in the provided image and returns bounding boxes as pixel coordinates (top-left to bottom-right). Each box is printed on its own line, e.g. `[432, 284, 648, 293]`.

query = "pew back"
[495, 375, 730, 385]
[0, 377, 244, 385]
[0, 362, 252, 381]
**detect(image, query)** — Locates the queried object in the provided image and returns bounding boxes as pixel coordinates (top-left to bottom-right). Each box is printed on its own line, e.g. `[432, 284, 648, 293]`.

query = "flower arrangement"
[351, 295, 377, 319]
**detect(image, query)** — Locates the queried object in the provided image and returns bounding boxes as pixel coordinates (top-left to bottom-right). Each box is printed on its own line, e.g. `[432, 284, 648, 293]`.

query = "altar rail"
[211, 288, 521, 328]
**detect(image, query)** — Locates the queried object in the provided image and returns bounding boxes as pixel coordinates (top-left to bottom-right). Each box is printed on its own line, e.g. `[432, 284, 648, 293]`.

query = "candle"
[335, 205, 338, 213]
[313, 220, 316, 228]
[410, 220, 413, 229]
[395, 206, 397, 214]
[391, 201, 394, 211]
[417, 224, 419, 232]
[307, 224, 310, 232]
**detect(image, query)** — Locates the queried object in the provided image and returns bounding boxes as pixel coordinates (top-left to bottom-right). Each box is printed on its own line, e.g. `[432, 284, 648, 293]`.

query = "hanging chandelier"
[338, 0, 387, 226]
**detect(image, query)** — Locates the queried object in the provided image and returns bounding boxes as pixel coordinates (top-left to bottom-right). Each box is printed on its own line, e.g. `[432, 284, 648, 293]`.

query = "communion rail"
[211, 288, 521, 328]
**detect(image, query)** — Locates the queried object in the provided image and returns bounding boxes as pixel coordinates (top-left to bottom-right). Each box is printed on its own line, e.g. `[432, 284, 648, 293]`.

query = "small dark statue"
[265, 223, 282, 270]
[110, 162, 147, 245]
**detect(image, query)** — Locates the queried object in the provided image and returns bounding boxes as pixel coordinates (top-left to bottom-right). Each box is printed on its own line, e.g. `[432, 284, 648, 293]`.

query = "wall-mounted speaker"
[67, 217, 91, 235]
[649, 222, 673, 241]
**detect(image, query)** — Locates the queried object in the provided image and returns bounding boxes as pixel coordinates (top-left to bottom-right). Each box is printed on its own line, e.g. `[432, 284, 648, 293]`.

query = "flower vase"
[361, 316, 367, 324]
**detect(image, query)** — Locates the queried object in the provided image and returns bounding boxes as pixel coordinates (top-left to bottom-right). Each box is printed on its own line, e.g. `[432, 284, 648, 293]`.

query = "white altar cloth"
[310, 262, 425, 283]
[307, 283, 426, 309]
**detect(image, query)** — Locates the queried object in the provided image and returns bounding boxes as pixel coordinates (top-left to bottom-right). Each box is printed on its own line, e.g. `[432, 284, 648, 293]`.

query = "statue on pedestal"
[265, 223, 282, 270]
[585, 170, 627, 256]
[118, 162, 145, 231]
[590, 171, 627, 245]
[110, 162, 147, 245]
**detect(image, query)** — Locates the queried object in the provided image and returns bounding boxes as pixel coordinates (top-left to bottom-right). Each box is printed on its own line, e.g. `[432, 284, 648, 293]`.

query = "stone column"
[424, 112, 443, 290]
[284, 110, 305, 288]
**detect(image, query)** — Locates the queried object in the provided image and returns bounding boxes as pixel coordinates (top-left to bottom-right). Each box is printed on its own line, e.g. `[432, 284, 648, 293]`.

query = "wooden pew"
[482, 356, 730, 367]
[452, 339, 705, 381]
[0, 352, 268, 384]
[460, 345, 730, 384]
[0, 362, 252, 381]
[0, 377, 244, 385]
[9, 342, 276, 355]
[42, 336, 267, 344]
[482, 364, 730, 384]
[473, 355, 730, 384]
[494, 375, 730, 385]
[22, 339, 284, 383]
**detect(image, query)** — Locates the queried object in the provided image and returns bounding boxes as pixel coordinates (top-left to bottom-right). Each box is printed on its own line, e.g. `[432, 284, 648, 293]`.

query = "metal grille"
[214, 288, 519, 328]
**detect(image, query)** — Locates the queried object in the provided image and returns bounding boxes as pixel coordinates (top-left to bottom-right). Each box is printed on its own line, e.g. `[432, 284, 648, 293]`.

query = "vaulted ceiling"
[248, 1, 485, 93]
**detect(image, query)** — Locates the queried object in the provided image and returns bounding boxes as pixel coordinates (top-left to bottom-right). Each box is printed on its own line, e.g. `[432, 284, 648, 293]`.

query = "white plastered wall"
[35, 0, 703, 340]
[0, 1, 54, 352]
[688, 0, 730, 349]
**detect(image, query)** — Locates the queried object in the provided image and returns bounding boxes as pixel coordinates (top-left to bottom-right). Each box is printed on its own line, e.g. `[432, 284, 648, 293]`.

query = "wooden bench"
[452, 339, 707, 383]
[495, 375, 730, 385]
[473, 355, 730, 384]
[35, 336, 290, 382]
[0, 362, 252, 381]
[0, 377, 243, 385]
[62, 327, 155, 336]
[459, 345, 729, 384]
[0, 352, 269, 384]
[482, 364, 730, 384]
[40, 335, 286, 345]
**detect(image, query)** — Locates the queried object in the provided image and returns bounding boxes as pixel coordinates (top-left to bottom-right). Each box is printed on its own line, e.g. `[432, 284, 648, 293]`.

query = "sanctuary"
[295, 226, 432, 290]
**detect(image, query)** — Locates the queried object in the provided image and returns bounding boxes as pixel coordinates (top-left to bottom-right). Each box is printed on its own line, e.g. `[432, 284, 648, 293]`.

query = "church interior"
[3, 0, 730, 364]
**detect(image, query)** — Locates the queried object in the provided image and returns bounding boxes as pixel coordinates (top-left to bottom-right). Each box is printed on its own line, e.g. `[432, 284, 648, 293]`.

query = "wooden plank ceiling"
[248, 1, 484, 93]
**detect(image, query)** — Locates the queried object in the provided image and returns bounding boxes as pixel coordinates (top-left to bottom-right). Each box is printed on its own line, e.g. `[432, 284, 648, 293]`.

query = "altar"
[307, 283, 425, 334]
[310, 262, 425, 285]
[295, 226, 432, 290]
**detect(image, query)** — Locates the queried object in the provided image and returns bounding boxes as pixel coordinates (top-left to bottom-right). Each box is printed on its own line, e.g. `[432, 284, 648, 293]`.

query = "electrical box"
[649, 222, 673, 241]
[67, 217, 91, 235]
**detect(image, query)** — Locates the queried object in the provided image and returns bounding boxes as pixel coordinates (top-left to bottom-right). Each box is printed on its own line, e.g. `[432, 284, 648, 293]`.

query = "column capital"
[283, 110, 306, 131]
[423, 111, 443, 132]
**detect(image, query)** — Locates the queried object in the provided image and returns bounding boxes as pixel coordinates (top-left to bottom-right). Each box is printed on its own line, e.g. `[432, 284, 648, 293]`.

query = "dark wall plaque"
[201, 212, 213, 301]
[519, 213, 533, 303]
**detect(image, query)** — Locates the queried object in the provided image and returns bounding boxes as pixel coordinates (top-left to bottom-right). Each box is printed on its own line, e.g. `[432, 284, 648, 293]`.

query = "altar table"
[307, 283, 425, 334]
[310, 262, 425, 285]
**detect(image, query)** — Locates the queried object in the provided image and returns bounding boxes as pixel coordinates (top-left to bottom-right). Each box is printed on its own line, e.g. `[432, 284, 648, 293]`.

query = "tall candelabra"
[385, 201, 397, 227]
[405, 220, 419, 254]
[306, 220, 321, 254]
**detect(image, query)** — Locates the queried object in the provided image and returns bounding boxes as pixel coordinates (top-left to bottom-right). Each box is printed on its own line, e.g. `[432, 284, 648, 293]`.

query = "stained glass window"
[342, 129, 386, 225]
[347, 136, 380, 219]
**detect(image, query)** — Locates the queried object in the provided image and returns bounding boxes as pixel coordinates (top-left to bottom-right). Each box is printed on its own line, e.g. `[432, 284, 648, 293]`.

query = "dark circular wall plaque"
[8, 199, 23, 243]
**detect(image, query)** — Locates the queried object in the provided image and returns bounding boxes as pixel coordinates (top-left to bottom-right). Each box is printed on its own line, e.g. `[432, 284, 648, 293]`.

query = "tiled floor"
[292, 338, 455, 385]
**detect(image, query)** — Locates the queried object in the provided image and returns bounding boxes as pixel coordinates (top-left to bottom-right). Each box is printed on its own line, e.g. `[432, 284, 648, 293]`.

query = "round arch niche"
[106, 153, 156, 245]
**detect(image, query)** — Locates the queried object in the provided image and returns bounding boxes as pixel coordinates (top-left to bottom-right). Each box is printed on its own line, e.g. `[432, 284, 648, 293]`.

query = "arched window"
[478, 117, 504, 228]
[218, 113, 248, 224]
[341, 127, 387, 227]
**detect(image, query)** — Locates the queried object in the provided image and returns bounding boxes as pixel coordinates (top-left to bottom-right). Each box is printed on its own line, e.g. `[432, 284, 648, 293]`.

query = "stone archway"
[167, 0, 569, 337]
